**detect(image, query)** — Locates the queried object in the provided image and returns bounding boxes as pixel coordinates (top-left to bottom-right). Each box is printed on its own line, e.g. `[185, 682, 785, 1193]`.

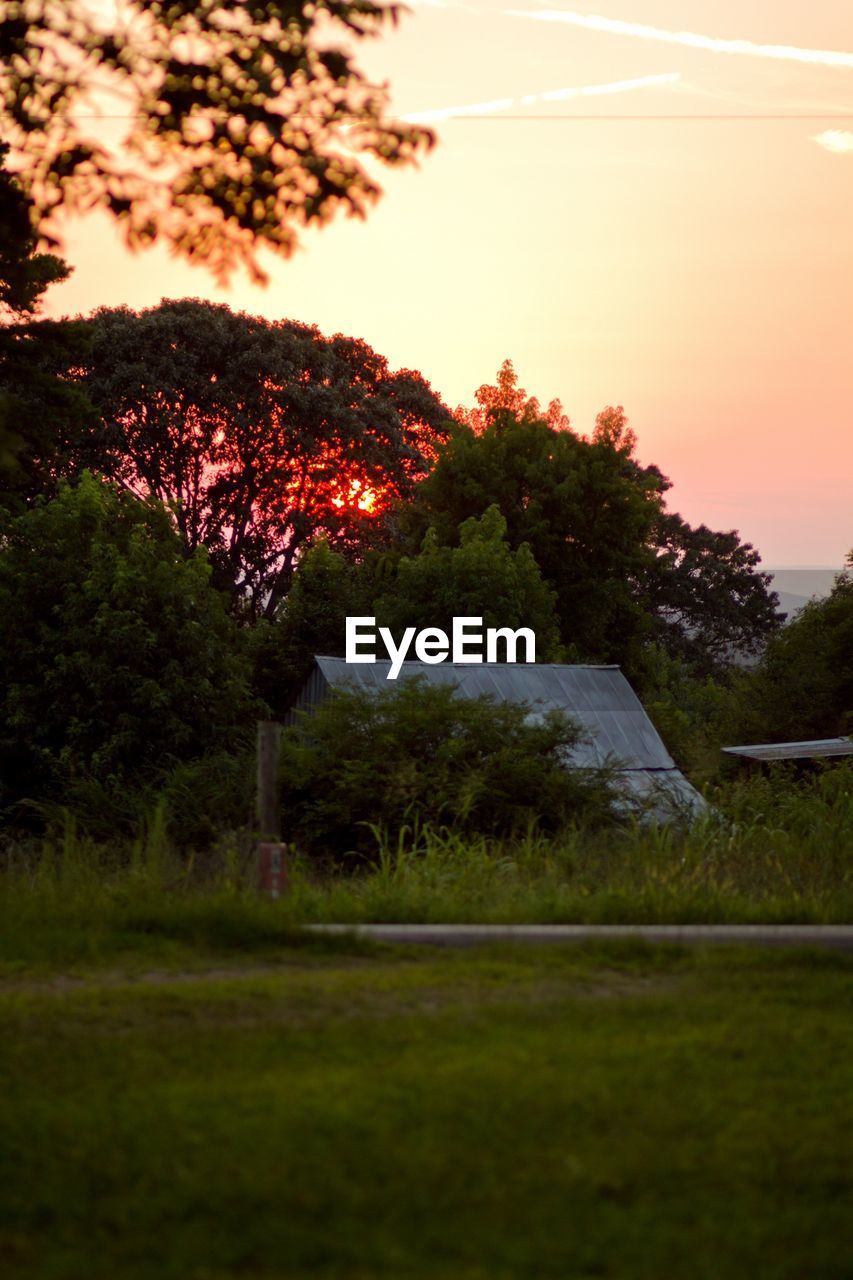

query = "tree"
[248, 536, 366, 716]
[401, 402, 661, 672]
[74, 299, 452, 616]
[375, 505, 561, 658]
[0, 472, 254, 819]
[402, 365, 782, 677]
[0, 145, 69, 321]
[457, 358, 570, 435]
[0, 0, 433, 282]
[730, 558, 853, 744]
[647, 512, 781, 673]
[0, 143, 94, 507]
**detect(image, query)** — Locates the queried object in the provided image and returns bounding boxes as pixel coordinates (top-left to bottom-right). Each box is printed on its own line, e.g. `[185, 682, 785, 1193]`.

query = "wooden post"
[256, 720, 281, 839]
[256, 721, 286, 896]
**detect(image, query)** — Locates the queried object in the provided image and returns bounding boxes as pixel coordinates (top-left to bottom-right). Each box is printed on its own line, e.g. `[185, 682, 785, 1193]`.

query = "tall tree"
[0, 472, 254, 817]
[401, 403, 661, 673]
[0, 143, 94, 509]
[0, 0, 432, 282]
[457, 358, 571, 435]
[402, 365, 781, 676]
[647, 512, 780, 672]
[375, 505, 562, 660]
[75, 299, 451, 616]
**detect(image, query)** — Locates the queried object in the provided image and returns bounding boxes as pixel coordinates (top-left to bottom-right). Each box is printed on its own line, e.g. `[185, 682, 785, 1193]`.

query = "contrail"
[813, 129, 853, 154]
[402, 71, 680, 123]
[506, 10, 853, 70]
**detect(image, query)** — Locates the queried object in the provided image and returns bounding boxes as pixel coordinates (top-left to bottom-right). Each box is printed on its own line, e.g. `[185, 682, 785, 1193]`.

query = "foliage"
[401, 388, 661, 673]
[457, 356, 571, 434]
[730, 560, 853, 743]
[0, 145, 68, 320]
[298, 763, 853, 924]
[0, 472, 255, 822]
[156, 752, 256, 850]
[247, 504, 563, 720]
[2, 764, 852, 967]
[279, 678, 618, 857]
[647, 510, 781, 673]
[402, 362, 781, 676]
[0, 143, 94, 504]
[74, 298, 451, 615]
[248, 537, 367, 717]
[375, 505, 561, 658]
[640, 644, 736, 777]
[0, 0, 433, 283]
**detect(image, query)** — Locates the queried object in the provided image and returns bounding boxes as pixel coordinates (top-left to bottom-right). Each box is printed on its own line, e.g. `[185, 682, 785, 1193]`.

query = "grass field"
[1, 939, 852, 1279]
[1, 766, 850, 1277]
[2, 763, 851, 977]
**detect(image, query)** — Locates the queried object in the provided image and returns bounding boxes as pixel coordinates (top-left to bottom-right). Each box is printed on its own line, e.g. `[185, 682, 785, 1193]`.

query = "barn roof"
[305, 658, 671, 770]
[290, 658, 706, 821]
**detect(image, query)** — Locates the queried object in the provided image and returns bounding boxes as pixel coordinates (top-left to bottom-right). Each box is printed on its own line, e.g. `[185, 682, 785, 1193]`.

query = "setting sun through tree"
[332, 480, 380, 515]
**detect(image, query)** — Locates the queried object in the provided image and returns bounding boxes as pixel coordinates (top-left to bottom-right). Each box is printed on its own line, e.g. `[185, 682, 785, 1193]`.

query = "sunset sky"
[43, 0, 853, 568]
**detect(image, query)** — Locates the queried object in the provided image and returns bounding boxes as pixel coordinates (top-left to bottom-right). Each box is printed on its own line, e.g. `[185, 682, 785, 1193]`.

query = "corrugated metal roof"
[722, 738, 853, 761]
[288, 657, 706, 822]
[308, 658, 675, 771]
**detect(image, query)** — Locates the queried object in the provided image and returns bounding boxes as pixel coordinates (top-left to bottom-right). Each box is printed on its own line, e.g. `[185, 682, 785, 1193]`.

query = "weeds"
[0, 764, 850, 969]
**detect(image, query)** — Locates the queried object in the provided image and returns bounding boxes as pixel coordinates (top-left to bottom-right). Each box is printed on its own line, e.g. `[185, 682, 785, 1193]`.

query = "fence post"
[256, 720, 281, 839]
[256, 720, 286, 896]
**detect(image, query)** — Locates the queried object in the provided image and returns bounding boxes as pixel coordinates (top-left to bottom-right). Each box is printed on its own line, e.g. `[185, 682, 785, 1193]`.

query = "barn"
[288, 657, 706, 822]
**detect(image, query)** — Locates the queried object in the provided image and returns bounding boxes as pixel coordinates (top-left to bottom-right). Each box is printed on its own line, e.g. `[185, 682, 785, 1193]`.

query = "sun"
[331, 479, 379, 514]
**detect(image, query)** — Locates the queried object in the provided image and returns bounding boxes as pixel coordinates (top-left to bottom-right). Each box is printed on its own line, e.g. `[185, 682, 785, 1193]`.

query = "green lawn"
[2, 940, 852, 1279]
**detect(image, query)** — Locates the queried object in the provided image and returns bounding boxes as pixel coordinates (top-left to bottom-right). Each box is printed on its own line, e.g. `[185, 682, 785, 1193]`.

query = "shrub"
[279, 678, 619, 858]
[730, 562, 853, 743]
[0, 472, 256, 825]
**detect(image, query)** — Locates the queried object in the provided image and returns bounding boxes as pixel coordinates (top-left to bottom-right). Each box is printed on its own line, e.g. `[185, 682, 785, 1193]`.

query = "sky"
[42, 1, 853, 567]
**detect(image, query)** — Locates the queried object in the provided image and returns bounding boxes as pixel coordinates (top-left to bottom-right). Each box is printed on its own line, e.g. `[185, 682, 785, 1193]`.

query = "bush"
[730, 563, 853, 744]
[0, 472, 256, 825]
[279, 678, 619, 858]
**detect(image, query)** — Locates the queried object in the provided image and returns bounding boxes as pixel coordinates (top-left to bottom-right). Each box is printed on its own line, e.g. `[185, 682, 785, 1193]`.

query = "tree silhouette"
[76, 299, 451, 616]
[457, 359, 570, 435]
[0, 144, 94, 506]
[405, 365, 781, 675]
[0, 0, 433, 282]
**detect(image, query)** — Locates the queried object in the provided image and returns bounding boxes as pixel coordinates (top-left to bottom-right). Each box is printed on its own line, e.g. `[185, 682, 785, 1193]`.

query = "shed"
[289, 657, 707, 822]
[722, 738, 853, 763]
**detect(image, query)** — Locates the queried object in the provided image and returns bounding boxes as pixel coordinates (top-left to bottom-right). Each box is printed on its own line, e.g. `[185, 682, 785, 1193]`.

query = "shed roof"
[722, 738, 853, 761]
[299, 658, 675, 772]
[289, 658, 705, 821]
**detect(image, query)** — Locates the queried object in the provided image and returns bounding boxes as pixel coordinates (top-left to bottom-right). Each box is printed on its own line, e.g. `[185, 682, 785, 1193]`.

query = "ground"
[1, 938, 852, 1279]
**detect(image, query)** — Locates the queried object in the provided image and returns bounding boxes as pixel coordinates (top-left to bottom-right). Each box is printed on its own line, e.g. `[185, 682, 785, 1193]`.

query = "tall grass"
[1, 764, 850, 968]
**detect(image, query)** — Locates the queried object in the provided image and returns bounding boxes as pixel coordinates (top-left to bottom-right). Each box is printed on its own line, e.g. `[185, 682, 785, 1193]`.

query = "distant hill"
[765, 569, 843, 612]
[773, 591, 810, 621]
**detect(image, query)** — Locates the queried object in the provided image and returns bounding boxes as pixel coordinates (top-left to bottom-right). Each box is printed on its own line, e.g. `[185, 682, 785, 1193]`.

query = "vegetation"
[398, 362, 781, 677]
[1, 767, 850, 960]
[0, 0, 433, 282]
[279, 679, 618, 859]
[0, 146, 93, 506]
[373, 505, 562, 658]
[1, 926, 852, 1278]
[73, 298, 452, 615]
[728, 559, 853, 743]
[1, 8, 849, 1275]
[0, 473, 255, 828]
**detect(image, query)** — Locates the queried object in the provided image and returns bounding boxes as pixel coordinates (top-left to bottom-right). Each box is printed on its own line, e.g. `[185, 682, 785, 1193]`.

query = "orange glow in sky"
[332, 480, 379, 514]
[43, 0, 853, 566]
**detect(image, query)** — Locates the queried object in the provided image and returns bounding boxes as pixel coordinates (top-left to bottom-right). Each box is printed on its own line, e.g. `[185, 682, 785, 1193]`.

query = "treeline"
[1, 174, 850, 843]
